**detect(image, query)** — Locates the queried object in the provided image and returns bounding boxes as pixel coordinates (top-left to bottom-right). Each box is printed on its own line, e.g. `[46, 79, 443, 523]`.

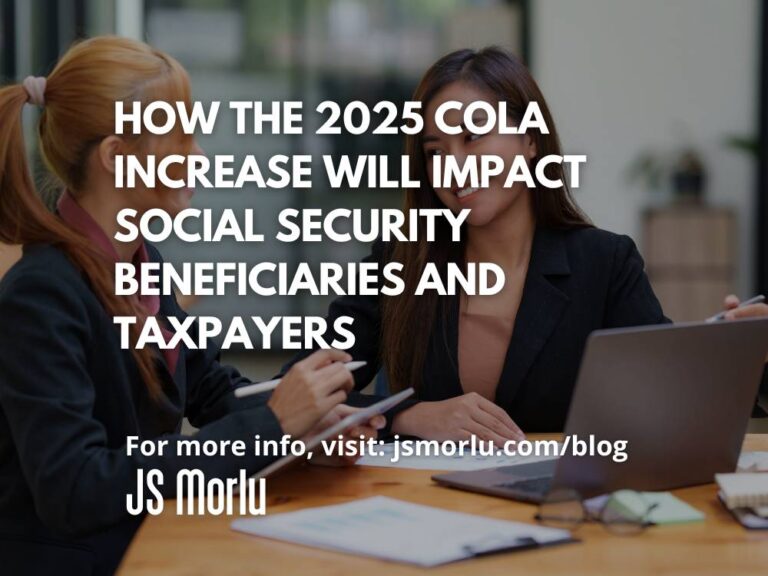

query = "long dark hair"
[380, 46, 592, 392]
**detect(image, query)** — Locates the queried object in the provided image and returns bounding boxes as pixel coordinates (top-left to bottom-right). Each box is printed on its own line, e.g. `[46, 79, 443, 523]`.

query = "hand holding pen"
[707, 294, 767, 322]
[264, 349, 357, 438]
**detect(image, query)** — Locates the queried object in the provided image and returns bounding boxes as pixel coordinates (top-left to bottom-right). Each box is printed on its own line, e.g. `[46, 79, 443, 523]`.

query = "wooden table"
[119, 435, 768, 575]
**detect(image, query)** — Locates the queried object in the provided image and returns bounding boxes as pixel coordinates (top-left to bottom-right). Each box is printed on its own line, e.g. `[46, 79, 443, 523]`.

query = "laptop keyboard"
[494, 476, 553, 496]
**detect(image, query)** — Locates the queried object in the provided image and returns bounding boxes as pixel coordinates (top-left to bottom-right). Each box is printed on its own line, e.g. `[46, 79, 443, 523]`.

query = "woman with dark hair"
[285, 46, 669, 441]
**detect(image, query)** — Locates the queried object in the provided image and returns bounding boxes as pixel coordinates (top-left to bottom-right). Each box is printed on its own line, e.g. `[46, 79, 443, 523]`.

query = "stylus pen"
[234, 361, 367, 398]
[706, 294, 766, 323]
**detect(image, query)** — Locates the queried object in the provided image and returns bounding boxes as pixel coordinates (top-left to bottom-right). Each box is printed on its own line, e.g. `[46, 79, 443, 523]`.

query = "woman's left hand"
[722, 294, 768, 362]
[722, 294, 768, 320]
[302, 404, 386, 467]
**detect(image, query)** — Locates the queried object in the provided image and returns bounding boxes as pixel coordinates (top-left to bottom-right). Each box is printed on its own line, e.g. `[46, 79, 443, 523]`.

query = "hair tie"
[22, 76, 46, 107]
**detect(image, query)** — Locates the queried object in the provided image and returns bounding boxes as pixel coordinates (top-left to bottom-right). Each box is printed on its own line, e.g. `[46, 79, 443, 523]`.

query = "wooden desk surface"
[119, 435, 768, 576]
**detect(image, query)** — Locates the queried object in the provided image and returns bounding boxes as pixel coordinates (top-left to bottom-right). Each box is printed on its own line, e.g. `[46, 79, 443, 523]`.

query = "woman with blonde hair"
[0, 36, 376, 575]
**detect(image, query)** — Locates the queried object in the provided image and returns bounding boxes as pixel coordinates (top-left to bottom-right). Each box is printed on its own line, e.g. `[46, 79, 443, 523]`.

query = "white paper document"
[231, 496, 572, 567]
[356, 442, 561, 471]
[738, 451, 768, 472]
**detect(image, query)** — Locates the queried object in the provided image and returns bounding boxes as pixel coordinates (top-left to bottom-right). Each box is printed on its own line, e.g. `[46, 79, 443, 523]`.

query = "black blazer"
[0, 244, 282, 576]
[287, 226, 767, 430]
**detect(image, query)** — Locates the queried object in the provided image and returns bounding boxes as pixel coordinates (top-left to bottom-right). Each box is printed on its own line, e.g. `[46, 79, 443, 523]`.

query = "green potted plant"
[627, 147, 707, 203]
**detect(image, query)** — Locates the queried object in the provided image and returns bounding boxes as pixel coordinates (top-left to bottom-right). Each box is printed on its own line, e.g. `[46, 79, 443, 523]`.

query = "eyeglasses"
[535, 488, 658, 535]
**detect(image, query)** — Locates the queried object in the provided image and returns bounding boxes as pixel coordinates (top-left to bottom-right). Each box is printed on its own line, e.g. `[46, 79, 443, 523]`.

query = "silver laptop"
[433, 319, 768, 502]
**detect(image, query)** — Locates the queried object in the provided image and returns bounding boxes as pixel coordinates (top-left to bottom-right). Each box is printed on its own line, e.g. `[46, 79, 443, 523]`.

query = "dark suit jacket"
[0, 244, 282, 576]
[286, 226, 768, 431]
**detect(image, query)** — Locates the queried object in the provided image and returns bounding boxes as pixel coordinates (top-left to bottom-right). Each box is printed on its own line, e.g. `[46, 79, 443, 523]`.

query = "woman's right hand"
[267, 349, 354, 438]
[391, 392, 525, 445]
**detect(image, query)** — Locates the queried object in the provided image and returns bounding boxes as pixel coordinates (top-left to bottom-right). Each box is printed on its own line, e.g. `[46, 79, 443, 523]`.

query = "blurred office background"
[1, 0, 767, 422]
